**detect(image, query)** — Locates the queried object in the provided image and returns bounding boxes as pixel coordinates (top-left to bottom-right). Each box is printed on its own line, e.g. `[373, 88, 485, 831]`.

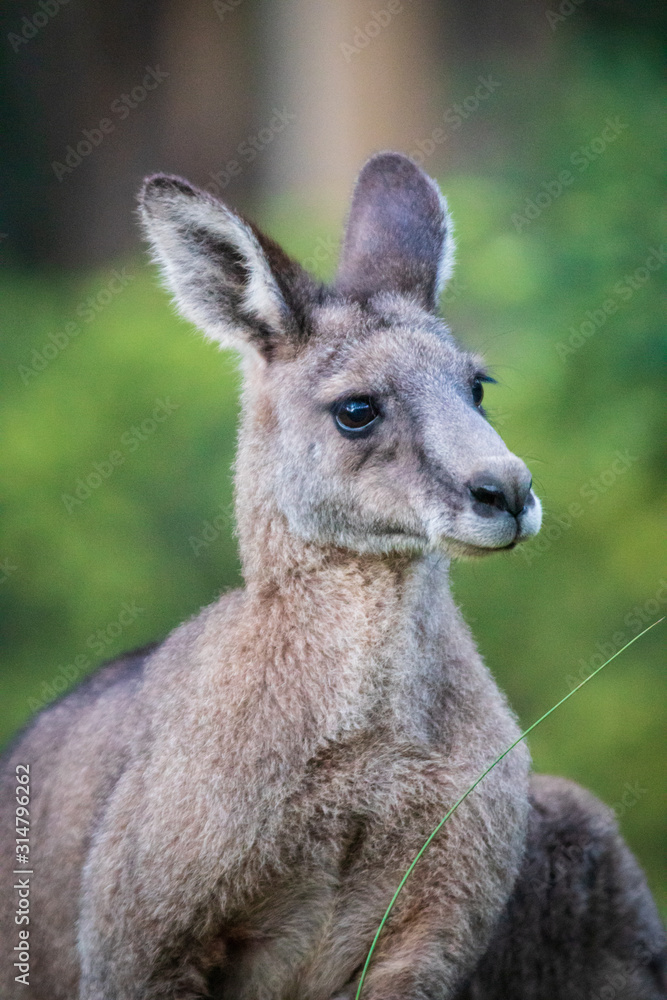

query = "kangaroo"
[0, 153, 663, 1000]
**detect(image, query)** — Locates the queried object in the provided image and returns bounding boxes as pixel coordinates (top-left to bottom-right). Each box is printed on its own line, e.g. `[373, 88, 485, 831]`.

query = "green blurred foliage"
[0, 29, 665, 909]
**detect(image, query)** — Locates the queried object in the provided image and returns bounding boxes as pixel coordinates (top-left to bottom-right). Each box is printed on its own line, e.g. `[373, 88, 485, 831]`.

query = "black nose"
[469, 472, 532, 518]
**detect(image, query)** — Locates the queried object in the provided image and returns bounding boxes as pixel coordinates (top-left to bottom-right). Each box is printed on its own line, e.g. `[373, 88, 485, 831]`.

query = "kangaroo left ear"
[335, 152, 454, 311]
[139, 174, 317, 360]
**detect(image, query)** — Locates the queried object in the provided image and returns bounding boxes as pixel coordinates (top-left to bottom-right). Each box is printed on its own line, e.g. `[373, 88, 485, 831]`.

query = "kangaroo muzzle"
[467, 460, 541, 548]
[443, 450, 542, 555]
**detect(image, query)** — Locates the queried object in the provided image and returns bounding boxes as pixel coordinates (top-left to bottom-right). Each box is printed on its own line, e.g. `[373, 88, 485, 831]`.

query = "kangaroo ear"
[139, 174, 314, 359]
[335, 152, 454, 311]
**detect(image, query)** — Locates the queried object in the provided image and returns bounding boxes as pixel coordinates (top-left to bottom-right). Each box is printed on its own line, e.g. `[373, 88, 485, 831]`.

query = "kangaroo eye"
[472, 374, 496, 408]
[333, 397, 380, 436]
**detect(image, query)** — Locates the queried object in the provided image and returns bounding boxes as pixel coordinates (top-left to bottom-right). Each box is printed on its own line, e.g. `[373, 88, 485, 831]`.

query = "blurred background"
[0, 0, 665, 913]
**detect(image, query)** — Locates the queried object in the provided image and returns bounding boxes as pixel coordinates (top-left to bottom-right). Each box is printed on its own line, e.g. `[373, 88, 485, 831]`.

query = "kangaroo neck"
[236, 502, 468, 736]
[239, 499, 448, 641]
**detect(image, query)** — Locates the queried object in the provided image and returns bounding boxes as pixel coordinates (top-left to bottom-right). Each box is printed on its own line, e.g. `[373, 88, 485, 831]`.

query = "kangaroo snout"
[469, 467, 533, 518]
[442, 450, 541, 556]
[467, 461, 540, 548]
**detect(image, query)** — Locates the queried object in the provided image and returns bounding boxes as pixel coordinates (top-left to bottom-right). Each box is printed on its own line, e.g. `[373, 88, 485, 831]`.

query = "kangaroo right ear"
[139, 174, 312, 359]
[335, 152, 454, 311]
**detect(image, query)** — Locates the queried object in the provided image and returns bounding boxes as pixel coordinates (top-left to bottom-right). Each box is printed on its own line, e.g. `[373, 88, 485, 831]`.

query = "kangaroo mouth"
[443, 537, 517, 559]
[440, 495, 542, 558]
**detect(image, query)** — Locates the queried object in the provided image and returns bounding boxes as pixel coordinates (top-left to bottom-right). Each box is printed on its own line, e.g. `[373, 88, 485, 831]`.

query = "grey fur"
[457, 776, 666, 1000]
[0, 154, 661, 999]
[336, 152, 455, 309]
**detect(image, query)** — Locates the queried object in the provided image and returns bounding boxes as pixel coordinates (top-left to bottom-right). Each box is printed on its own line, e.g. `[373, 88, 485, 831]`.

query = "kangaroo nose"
[469, 471, 533, 518]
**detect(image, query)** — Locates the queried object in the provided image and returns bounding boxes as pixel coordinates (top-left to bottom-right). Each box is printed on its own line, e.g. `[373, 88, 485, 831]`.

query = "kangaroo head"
[139, 153, 541, 568]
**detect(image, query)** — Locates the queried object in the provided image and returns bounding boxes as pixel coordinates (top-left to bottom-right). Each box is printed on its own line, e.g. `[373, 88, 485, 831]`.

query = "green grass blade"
[354, 617, 664, 999]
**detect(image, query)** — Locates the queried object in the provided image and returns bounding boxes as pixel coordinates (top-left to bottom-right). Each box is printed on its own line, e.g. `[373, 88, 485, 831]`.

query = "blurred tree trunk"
[446, 0, 551, 59]
[260, 0, 444, 221]
[0, 0, 257, 269]
[3, 0, 656, 271]
[1, 1, 160, 267]
[259, 0, 558, 226]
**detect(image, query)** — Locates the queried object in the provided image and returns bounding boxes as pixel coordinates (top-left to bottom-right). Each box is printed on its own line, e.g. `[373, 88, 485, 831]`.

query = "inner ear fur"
[139, 174, 319, 359]
[335, 152, 454, 312]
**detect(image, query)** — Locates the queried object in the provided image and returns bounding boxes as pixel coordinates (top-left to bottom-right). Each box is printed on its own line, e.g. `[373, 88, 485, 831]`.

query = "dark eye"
[472, 374, 496, 408]
[333, 397, 380, 436]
